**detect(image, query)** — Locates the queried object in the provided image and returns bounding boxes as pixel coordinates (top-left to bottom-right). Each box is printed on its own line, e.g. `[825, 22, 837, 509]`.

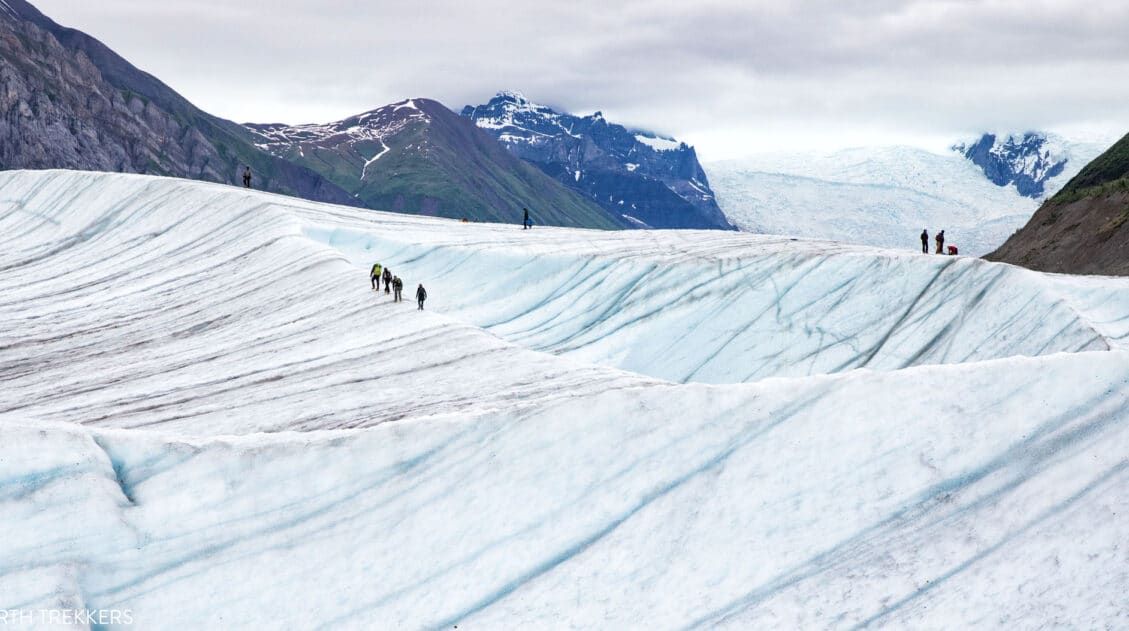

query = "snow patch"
[361, 139, 390, 180]
[498, 133, 535, 144]
[686, 179, 709, 195]
[635, 134, 681, 152]
[620, 213, 650, 227]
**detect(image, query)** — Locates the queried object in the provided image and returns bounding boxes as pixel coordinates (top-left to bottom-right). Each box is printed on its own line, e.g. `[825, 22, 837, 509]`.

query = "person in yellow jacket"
[370, 263, 382, 290]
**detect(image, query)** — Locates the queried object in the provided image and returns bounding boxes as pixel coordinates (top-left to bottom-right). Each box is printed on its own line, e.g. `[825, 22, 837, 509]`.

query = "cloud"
[31, 0, 1129, 158]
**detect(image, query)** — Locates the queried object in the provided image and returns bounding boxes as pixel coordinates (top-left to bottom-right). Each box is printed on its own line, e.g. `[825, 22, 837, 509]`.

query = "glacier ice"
[705, 142, 1111, 256]
[1, 170, 1127, 629]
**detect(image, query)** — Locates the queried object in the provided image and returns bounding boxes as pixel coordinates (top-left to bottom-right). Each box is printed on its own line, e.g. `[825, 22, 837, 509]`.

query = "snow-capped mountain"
[245, 98, 618, 228]
[707, 137, 1112, 256]
[248, 99, 428, 179]
[954, 132, 1082, 198]
[462, 91, 734, 230]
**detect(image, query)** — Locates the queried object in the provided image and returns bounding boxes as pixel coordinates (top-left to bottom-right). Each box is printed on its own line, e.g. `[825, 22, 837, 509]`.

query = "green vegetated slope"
[248, 99, 624, 229]
[987, 132, 1129, 275]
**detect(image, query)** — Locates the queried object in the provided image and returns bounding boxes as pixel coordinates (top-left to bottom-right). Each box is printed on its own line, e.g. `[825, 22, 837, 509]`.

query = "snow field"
[705, 141, 1110, 256]
[1, 170, 1127, 629]
[306, 224, 1127, 383]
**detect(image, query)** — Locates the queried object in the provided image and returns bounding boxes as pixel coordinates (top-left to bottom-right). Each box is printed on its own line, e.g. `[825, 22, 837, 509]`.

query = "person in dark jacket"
[416, 284, 427, 310]
[935, 230, 945, 254]
[242, 167, 252, 189]
[382, 268, 393, 294]
[920, 229, 929, 254]
[392, 276, 403, 302]
[522, 207, 532, 230]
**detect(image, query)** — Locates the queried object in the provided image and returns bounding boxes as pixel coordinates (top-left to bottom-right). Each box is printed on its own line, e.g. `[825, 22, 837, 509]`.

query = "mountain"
[0, 0, 356, 205]
[246, 98, 620, 228]
[987, 132, 1129, 275]
[954, 132, 1072, 198]
[462, 91, 734, 230]
[707, 138, 1111, 256]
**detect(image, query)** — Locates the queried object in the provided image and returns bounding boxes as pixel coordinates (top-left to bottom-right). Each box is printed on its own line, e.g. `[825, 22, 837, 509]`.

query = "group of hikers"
[370, 263, 427, 310]
[920, 229, 957, 255]
[364, 207, 529, 309]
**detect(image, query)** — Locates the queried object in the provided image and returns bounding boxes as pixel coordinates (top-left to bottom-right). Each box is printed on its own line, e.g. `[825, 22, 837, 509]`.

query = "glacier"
[705, 142, 1111, 256]
[1, 170, 1127, 629]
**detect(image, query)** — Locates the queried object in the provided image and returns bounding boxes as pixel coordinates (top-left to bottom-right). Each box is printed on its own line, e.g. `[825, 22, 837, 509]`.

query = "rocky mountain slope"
[246, 98, 620, 228]
[954, 132, 1071, 198]
[462, 92, 734, 230]
[0, 0, 355, 205]
[987, 132, 1129, 275]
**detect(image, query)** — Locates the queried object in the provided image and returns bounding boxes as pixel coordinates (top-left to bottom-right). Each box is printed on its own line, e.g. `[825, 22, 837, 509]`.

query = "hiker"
[935, 230, 945, 254]
[920, 229, 929, 254]
[522, 207, 532, 230]
[382, 267, 393, 294]
[392, 276, 403, 302]
[370, 263, 382, 290]
[416, 284, 427, 310]
[242, 167, 252, 189]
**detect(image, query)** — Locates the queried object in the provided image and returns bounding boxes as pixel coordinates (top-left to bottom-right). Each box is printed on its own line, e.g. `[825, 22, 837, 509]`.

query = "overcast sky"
[34, 0, 1129, 160]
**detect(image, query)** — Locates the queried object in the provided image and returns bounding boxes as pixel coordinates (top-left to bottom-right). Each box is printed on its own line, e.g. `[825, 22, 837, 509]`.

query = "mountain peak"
[463, 93, 734, 230]
[247, 97, 433, 152]
[954, 131, 1069, 198]
[244, 97, 618, 228]
[495, 90, 530, 104]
